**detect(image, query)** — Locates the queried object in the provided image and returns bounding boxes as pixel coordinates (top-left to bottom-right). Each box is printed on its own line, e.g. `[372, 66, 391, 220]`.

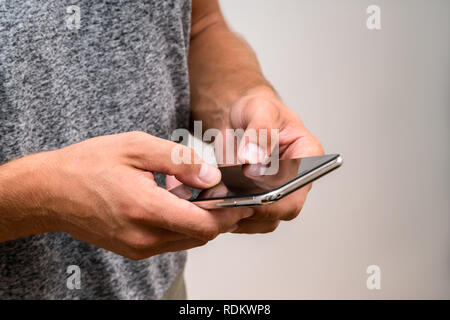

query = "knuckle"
[258, 207, 277, 220]
[266, 221, 280, 233]
[240, 208, 255, 220]
[185, 147, 199, 167]
[310, 135, 325, 156]
[283, 205, 303, 221]
[121, 205, 147, 223]
[124, 234, 155, 251]
[171, 145, 199, 170]
[199, 224, 220, 241]
[177, 145, 196, 164]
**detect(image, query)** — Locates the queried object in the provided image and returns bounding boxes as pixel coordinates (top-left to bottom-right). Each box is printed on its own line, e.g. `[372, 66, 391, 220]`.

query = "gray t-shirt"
[0, 0, 191, 299]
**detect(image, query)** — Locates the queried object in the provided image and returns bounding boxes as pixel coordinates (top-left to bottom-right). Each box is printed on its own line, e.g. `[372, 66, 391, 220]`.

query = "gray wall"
[185, 0, 450, 299]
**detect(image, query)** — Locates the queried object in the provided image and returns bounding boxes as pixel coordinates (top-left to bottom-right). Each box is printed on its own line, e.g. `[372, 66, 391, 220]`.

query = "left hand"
[227, 86, 324, 234]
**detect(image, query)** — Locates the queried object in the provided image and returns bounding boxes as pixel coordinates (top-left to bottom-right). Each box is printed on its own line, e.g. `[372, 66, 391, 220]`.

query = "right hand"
[0, 131, 253, 260]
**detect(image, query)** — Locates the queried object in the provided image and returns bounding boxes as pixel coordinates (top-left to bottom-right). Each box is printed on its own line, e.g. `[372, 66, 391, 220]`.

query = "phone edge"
[193, 155, 343, 210]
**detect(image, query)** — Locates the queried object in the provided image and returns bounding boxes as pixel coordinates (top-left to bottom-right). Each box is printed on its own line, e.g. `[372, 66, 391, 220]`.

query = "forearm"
[0, 154, 54, 242]
[189, 1, 274, 131]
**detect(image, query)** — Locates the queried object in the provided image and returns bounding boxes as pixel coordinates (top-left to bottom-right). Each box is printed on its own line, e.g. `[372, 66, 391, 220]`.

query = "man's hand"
[189, 0, 323, 233]
[0, 132, 253, 259]
[229, 87, 324, 234]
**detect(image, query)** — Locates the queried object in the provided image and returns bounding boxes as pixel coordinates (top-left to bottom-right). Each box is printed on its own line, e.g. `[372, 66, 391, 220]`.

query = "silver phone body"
[193, 155, 343, 209]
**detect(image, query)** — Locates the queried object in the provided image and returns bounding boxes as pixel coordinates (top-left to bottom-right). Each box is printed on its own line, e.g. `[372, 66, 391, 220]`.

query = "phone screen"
[169, 154, 339, 202]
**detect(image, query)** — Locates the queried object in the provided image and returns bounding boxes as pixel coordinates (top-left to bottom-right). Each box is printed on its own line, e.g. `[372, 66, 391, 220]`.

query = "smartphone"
[169, 154, 343, 209]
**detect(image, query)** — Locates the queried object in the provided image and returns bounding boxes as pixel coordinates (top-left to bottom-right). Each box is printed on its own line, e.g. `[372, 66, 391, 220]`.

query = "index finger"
[143, 186, 254, 241]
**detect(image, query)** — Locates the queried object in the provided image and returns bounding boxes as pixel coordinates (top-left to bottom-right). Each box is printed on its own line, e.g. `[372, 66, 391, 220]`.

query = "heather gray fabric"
[0, 0, 191, 299]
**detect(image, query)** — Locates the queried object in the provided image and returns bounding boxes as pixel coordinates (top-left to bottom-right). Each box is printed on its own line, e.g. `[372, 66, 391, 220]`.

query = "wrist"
[0, 152, 60, 240]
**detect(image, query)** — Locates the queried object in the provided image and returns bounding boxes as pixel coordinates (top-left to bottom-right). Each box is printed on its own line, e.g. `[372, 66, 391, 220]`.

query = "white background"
[185, 0, 450, 299]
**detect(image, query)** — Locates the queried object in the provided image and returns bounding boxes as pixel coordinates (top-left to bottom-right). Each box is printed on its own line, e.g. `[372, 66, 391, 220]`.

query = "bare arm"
[0, 133, 252, 258]
[0, 153, 54, 242]
[189, 0, 324, 234]
[189, 0, 275, 131]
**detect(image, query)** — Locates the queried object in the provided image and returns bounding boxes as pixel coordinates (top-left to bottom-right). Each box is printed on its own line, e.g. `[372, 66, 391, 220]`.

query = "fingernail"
[242, 143, 266, 164]
[228, 224, 239, 233]
[198, 163, 221, 185]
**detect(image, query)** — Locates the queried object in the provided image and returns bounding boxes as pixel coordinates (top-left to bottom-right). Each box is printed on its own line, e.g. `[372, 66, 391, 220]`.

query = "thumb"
[128, 134, 221, 189]
[170, 144, 222, 189]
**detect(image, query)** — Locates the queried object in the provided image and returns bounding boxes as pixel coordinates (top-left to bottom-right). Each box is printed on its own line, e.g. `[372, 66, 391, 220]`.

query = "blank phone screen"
[168, 154, 339, 202]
